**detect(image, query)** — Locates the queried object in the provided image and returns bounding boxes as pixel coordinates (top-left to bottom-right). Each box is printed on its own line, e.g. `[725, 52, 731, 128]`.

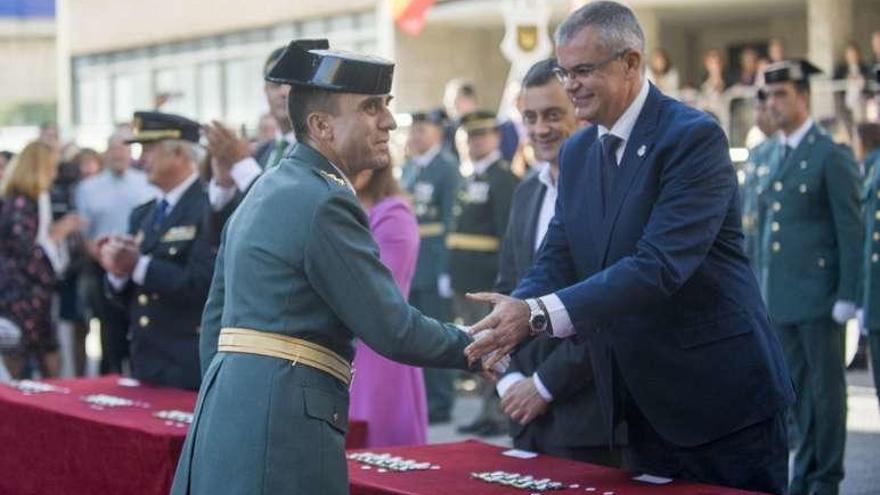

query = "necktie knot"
[153, 198, 169, 230]
[602, 134, 622, 167]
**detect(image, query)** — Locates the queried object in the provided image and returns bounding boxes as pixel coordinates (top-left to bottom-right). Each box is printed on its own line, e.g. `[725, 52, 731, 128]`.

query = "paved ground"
[429, 370, 880, 494]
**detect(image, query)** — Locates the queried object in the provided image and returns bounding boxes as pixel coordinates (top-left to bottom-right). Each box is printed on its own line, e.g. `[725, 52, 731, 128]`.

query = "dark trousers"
[776, 318, 846, 495]
[83, 263, 130, 374]
[624, 402, 789, 495]
[410, 287, 455, 421]
[869, 331, 880, 408]
[515, 431, 623, 467]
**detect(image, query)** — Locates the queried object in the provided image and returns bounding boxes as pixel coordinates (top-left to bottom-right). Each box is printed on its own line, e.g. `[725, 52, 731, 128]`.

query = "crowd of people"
[1, 1, 880, 494]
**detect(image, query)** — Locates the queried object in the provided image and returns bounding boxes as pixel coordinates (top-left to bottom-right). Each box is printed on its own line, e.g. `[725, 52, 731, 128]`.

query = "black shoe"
[456, 416, 492, 434]
[474, 420, 507, 438]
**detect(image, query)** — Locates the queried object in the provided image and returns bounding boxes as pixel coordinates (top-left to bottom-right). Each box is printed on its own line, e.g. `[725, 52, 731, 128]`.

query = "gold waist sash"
[446, 233, 500, 252]
[218, 327, 352, 386]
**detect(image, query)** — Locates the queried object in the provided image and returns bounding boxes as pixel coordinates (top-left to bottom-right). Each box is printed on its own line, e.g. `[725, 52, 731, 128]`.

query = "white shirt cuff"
[540, 294, 575, 338]
[208, 180, 237, 211]
[132, 256, 151, 285]
[532, 373, 554, 402]
[230, 157, 262, 191]
[106, 273, 129, 291]
[496, 372, 525, 397]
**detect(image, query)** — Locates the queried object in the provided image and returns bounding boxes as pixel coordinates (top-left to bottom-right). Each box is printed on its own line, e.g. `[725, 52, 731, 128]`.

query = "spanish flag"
[392, 0, 436, 36]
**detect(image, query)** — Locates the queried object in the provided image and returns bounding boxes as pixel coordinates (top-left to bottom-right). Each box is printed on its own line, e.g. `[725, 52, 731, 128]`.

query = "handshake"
[465, 327, 511, 378]
[94, 234, 140, 278]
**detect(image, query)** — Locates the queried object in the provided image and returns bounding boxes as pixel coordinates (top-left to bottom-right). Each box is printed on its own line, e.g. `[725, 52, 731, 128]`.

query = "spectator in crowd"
[99, 111, 214, 390]
[73, 148, 102, 180]
[0, 142, 84, 379]
[871, 30, 880, 65]
[834, 41, 870, 81]
[442, 79, 479, 158]
[38, 122, 60, 151]
[349, 162, 427, 447]
[76, 130, 157, 375]
[647, 48, 679, 97]
[738, 47, 760, 86]
[768, 37, 786, 63]
[698, 48, 731, 117]
[400, 109, 462, 424]
[253, 112, 279, 154]
[741, 89, 779, 269]
[0, 151, 13, 179]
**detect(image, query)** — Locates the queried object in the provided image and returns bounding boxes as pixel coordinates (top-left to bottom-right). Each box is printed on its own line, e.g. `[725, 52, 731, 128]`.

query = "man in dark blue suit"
[465, 2, 794, 493]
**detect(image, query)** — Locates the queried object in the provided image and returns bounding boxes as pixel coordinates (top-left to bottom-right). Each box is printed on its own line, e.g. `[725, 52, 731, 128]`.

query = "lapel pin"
[637, 145, 646, 157]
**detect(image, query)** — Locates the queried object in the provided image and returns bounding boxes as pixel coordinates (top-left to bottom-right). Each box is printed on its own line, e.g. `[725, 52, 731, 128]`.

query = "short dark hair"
[287, 86, 340, 141]
[522, 58, 558, 89]
[458, 83, 476, 100]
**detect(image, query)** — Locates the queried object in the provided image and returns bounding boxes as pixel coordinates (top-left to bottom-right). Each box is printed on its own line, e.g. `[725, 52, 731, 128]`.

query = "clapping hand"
[203, 121, 251, 187]
[97, 235, 140, 277]
[464, 292, 531, 369]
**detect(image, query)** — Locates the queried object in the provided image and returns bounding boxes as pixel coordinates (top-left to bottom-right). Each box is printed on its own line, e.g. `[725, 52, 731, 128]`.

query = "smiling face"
[329, 93, 398, 175]
[555, 25, 642, 128]
[521, 81, 577, 164]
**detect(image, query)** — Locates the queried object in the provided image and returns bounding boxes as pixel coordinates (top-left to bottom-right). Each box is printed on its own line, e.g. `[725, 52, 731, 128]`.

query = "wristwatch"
[525, 298, 550, 336]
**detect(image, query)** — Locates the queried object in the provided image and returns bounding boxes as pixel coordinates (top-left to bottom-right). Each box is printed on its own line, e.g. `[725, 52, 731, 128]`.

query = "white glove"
[437, 273, 453, 299]
[832, 300, 857, 325]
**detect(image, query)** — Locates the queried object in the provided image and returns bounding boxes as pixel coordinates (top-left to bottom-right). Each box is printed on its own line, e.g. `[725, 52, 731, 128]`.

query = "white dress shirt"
[471, 150, 502, 176]
[539, 81, 651, 339]
[108, 173, 199, 290]
[534, 162, 558, 253]
[778, 117, 814, 151]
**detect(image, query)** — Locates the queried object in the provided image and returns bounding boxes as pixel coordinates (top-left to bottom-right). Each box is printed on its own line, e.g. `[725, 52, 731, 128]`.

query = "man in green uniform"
[171, 40, 488, 495]
[740, 88, 778, 269]
[859, 121, 880, 409]
[400, 108, 462, 423]
[447, 110, 520, 436]
[758, 59, 863, 495]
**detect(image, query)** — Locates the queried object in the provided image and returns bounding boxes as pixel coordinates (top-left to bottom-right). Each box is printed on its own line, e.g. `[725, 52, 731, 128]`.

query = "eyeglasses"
[552, 49, 629, 84]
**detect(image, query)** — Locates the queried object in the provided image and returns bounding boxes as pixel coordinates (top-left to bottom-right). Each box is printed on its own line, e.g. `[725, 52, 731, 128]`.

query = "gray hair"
[555, 1, 645, 55]
[161, 139, 203, 169]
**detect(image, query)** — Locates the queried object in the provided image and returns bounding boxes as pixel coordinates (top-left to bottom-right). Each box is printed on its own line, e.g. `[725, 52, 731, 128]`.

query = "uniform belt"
[418, 223, 445, 237]
[218, 327, 352, 387]
[446, 233, 500, 252]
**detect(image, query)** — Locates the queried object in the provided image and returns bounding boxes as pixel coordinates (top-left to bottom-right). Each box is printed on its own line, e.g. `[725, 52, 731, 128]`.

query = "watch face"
[531, 314, 547, 329]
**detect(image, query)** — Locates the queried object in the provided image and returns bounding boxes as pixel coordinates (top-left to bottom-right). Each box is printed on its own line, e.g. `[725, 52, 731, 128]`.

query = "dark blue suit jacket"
[513, 84, 794, 447]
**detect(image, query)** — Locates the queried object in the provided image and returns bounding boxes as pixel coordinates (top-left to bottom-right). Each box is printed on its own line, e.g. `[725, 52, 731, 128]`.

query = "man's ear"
[307, 112, 334, 142]
[625, 51, 643, 77]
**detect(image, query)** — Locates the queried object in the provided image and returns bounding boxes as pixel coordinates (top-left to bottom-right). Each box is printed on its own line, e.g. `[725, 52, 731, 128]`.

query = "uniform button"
[772, 242, 781, 253]
[874, 232, 879, 242]
[875, 211, 880, 221]
[818, 257, 826, 268]
[138, 294, 149, 306]
[799, 184, 807, 194]
[773, 181, 783, 192]
[800, 160, 807, 169]
[332, 412, 339, 422]
[771, 222, 780, 232]
[873, 253, 879, 264]
[876, 190, 880, 199]
[169, 247, 178, 255]
[139, 316, 150, 327]
[152, 293, 159, 301]
[772, 202, 781, 212]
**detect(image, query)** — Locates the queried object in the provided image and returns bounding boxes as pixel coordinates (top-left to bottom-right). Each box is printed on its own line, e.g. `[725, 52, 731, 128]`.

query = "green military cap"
[266, 39, 393, 95]
[762, 59, 822, 86]
[459, 110, 498, 135]
[411, 108, 448, 126]
[264, 39, 329, 80]
[127, 111, 201, 144]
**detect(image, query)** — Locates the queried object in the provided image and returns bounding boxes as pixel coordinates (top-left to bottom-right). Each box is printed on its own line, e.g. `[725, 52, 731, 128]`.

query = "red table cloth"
[348, 440, 769, 495]
[0, 374, 367, 495]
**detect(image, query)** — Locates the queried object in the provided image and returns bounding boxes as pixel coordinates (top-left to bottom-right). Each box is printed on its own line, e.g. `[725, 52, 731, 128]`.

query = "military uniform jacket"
[113, 179, 214, 390]
[860, 149, 880, 329]
[172, 143, 473, 495]
[758, 124, 863, 324]
[740, 138, 776, 269]
[448, 158, 519, 293]
[400, 150, 460, 290]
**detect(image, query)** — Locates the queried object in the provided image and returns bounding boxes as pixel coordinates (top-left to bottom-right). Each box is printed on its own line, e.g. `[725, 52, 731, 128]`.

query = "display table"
[0, 375, 367, 495]
[348, 440, 769, 495]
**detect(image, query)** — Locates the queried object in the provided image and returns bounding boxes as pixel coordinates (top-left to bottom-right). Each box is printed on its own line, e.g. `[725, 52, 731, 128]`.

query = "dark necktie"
[782, 144, 793, 161]
[601, 134, 622, 217]
[152, 199, 169, 231]
[268, 139, 288, 168]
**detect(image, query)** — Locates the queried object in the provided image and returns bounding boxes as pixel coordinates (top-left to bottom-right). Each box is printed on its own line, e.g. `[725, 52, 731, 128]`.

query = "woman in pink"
[349, 164, 428, 447]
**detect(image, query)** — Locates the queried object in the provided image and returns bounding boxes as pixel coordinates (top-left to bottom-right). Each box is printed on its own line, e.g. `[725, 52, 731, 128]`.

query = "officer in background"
[171, 40, 492, 495]
[758, 59, 863, 495]
[448, 110, 519, 436]
[400, 108, 462, 423]
[741, 88, 779, 269]
[494, 58, 623, 464]
[99, 111, 215, 390]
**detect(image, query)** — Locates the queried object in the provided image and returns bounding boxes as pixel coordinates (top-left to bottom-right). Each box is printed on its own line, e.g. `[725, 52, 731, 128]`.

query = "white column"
[807, 0, 852, 74]
[633, 6, 659, 56]
[56, 0, 73, 134]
